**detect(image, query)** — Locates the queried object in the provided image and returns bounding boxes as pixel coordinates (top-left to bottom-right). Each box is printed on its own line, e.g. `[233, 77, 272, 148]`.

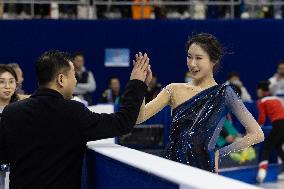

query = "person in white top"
[72, 52, 96, 105]
[269, 62, 284, 103]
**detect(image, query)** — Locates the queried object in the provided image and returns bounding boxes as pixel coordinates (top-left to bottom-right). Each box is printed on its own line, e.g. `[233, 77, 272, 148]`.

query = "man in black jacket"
[0, 50, 151, 188]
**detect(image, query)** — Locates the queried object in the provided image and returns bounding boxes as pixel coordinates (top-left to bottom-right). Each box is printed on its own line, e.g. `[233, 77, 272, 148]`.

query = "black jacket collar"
[31, 88, 64, 99]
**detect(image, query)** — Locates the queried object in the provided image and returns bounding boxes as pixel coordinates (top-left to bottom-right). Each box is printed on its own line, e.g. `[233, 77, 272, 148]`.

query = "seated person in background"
[256, 81, 284, 183]
[72, 52, 96, 106]
[226, 71, 252, 102]
[100, 76, 121, 104]
[145, 74, 162, 103]
[269, 61, 284, 103]
[132, 0, 152, 19]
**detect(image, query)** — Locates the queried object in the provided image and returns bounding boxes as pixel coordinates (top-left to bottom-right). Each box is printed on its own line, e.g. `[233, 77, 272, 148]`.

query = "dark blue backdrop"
[0, 19, 283, 103]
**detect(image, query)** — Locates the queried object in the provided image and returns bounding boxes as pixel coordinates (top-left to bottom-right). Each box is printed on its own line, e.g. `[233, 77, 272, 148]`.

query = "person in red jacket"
[256, 81, 284, 183]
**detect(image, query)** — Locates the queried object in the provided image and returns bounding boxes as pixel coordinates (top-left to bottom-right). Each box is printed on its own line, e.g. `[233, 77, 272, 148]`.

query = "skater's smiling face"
[186, 33, 223, 82]
[187, 43, 215, 81]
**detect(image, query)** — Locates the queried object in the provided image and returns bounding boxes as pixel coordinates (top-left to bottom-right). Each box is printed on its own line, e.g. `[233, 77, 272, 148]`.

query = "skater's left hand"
[215, 150, 219, 174]
[134, 52, 152, 86]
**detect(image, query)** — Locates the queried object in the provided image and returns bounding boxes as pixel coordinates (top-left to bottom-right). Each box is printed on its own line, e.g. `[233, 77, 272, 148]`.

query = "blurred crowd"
[1, 0, 284, 20]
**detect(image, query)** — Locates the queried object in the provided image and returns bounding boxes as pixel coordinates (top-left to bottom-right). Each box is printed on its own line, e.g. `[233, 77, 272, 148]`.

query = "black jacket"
[0, 79, 147, 189]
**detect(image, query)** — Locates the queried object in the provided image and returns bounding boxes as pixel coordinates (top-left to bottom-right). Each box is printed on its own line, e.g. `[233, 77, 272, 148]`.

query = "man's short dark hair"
[35, 50, 72, 86]
[257, 81, 270, 92]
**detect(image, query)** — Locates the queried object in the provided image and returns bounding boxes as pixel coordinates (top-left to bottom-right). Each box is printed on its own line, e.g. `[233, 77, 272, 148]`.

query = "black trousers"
[261, 120, 284, 164]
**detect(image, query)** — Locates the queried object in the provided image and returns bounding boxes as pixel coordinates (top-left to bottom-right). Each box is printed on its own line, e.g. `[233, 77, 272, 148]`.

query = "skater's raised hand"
[131, 52, 150, 83]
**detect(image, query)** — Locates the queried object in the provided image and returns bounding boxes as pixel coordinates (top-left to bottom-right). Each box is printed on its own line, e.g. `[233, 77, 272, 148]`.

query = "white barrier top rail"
[87, 142, 263, 189]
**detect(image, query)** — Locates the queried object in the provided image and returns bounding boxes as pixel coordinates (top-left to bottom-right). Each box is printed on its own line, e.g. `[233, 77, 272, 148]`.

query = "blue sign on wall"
[104, 48, 130, 67]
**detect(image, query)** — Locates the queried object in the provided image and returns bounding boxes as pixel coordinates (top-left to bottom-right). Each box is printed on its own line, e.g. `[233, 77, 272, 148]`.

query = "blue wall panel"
[0, 20, 283, 103]
[82, 149, 178, 189]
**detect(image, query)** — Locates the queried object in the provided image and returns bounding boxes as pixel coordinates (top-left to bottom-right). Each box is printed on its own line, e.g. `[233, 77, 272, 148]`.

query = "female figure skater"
[135, 33, 264, 173]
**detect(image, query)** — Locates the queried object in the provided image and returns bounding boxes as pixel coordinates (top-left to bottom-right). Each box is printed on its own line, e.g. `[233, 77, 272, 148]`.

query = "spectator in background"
[0, 3, 3, 18]
[153, 0, 167, 19]
[208, 0, 240, 19]
[145, 74, 161, 103]
[226, 71, 252, 102]
[72, 52, 96, 105]
[100, 76, 121, 104]
[269, 61, 284, 103]
[132, 0, 153, 19]
[118, 0, 132, 18]
[60, 3, 77, 19]
[96, 0, 131, 19]
[8, 63, 24, 94]
[34, 4, 50, 18]
[0, 65, 22, 189]
[256, 81, 284, 183]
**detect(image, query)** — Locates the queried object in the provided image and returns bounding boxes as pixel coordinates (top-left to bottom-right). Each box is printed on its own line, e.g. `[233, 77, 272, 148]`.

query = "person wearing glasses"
[0, 64, 20, 189]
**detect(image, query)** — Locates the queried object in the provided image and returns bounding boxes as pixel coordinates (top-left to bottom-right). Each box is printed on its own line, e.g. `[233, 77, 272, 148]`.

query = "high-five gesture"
[130, 52, 149, 82]
[132, 52, 152, 86]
